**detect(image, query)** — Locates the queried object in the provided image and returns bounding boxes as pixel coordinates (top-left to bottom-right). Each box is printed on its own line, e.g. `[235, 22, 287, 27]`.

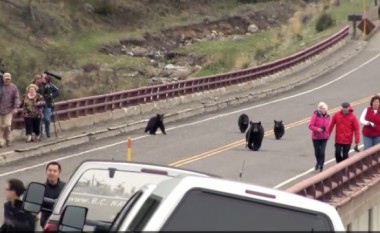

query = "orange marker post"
[127, 137, 132, 161]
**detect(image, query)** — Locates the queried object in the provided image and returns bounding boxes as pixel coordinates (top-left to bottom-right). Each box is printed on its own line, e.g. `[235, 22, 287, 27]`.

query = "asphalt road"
[1, 33, 380, 223]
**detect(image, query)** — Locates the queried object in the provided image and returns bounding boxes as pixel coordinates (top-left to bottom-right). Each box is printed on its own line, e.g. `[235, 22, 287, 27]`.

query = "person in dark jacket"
[0, 179, 36, 232]
[40, 161, 65, 228]
[328, 102, 360, 163]
[309, 102, 330, 172]
[33, 74, 59, 138]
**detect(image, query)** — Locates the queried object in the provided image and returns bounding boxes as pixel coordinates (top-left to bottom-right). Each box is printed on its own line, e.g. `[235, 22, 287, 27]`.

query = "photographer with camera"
[33, 73, 59, 138]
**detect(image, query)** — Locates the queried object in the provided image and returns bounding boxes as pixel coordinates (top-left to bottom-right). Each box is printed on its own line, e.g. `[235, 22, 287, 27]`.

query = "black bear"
[274, 120, 285, 140]
[246, 121, 264, 151]
[145, 114, 166, 135]
[238, 114, 250, 133]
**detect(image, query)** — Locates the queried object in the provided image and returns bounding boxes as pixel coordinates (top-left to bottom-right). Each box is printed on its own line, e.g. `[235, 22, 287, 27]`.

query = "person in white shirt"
[359, 95, 380, 150]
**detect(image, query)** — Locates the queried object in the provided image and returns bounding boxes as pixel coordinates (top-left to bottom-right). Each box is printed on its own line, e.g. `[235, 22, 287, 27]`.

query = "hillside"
[0, 0, 369, 100]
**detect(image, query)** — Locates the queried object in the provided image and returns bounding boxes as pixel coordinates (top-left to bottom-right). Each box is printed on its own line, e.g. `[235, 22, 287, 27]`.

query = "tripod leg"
[53, 120, 58, 138]
[52, 111, 58, 138]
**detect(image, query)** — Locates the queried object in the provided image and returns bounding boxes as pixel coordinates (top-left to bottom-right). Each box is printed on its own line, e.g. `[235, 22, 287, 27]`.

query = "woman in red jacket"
[309, 102, 330, 171]
[328, 102, 360, 163]
[359, 95, 380, 150]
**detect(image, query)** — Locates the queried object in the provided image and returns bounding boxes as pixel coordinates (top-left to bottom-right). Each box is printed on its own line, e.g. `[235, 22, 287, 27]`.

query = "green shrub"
[94, 0, 115, 16]
[315, 13, 335, 32]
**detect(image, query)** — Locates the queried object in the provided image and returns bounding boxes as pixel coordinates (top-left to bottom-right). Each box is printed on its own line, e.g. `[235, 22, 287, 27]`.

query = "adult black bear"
[246, 121, 264, 151]
[145, 114, 166, 135]
[238, 114, 250, 133]
[274, 120, 285, 140]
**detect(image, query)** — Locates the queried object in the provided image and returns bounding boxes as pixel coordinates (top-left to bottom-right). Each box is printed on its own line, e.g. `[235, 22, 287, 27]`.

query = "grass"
[182, 0, 373, 77]
[0, 0, 374, 99]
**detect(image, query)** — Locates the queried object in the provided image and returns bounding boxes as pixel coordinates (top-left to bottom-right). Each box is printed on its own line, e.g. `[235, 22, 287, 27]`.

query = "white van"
[43, 175, 345, 231]
[109, 175, 345, 231]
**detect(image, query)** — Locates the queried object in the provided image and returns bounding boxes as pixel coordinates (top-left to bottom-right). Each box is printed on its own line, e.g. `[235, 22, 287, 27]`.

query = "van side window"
[109, 190, 143, 231]
[161, 189, 334, 231]
[128, 195, 161, 231]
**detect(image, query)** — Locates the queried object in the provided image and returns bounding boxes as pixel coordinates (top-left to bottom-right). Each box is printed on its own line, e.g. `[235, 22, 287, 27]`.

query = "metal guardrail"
[11, 26, 350, 129]
[286, 143, 380, 207]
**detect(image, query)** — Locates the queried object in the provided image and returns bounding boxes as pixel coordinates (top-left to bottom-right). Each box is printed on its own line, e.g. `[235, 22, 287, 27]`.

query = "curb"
[0, 33, 369, 165]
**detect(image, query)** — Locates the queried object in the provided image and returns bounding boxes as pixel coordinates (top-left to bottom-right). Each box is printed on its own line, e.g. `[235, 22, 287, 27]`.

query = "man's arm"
[327, 114, 336, 135]
[353, 117, 361, 145]
[12, 86, 20, 113]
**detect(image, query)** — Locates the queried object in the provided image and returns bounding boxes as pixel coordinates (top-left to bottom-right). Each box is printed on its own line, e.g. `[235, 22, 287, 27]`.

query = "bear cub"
[238, 114, 250, 133]
[145, 114, 166, 135]
[274, 120, 285, 140]
[246, 121, 264, 151]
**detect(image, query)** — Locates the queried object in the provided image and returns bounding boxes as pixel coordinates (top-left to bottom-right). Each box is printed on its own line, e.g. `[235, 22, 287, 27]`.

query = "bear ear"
[274, 120, 276, 123]
[258, 121, 261, 125]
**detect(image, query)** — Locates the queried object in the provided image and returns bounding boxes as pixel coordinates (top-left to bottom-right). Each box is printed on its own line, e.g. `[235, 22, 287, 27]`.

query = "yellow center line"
[169, 96, 371, 167]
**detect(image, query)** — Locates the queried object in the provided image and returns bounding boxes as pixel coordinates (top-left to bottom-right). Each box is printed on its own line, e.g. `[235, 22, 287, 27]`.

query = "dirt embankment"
[98, 2, 300, 83]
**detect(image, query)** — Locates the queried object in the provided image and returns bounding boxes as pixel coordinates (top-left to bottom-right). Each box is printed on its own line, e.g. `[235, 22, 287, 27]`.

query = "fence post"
[126, 137, 132, 161]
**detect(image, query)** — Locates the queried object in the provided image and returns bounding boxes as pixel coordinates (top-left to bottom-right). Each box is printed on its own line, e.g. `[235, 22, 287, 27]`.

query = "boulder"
[247, 24, 259, 33]
[83, 3, 94, 14]
[130, 47, 149, 57]
[169, 67, 193, 79]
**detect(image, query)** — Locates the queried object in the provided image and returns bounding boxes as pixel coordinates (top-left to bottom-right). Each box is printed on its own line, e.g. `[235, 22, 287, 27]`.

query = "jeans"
[43, 107, 52, 137]
[363, 135, 380, 150]
[335, 143, 351, 163]
[312, 139, 327, 170]
[24, 117, 41, 136]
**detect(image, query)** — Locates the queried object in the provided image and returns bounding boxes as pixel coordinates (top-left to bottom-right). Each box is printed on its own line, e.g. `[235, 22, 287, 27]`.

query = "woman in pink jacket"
[308, 102, 330, 171]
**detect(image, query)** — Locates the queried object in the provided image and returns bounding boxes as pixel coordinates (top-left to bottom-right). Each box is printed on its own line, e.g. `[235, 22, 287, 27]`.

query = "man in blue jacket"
[34, 74, 60, 138]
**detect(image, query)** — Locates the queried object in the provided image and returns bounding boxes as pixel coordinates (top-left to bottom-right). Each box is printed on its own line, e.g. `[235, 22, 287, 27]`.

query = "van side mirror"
[58, 205, 88, 232]
[22, 182, 45, 214]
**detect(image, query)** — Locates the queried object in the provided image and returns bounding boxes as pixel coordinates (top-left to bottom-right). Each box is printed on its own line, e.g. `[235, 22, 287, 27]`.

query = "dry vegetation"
[0, 0, 372, 99]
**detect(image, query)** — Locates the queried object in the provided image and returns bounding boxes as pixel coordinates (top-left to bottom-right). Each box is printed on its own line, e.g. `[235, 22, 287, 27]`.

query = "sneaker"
[31, 135, 36, 142]
[36, 135, 41, 141]
[26, 135, 32, 143]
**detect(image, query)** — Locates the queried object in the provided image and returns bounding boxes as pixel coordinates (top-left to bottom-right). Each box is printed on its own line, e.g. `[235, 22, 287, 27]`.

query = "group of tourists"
[0, 72, 59, 147]
[0, 161, 65, 232]
[309, 95, 380, 171]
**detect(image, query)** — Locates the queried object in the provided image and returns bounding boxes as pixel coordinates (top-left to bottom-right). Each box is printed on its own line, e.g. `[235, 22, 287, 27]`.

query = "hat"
[3, 73, 11, 79]
[341, 102, 350, 108]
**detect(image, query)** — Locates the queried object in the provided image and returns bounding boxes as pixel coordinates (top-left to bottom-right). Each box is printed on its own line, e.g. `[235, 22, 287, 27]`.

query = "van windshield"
[62, 169, 170, 222]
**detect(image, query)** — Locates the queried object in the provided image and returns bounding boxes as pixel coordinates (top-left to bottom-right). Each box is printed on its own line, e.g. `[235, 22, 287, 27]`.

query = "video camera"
[44, 70, 62, 81]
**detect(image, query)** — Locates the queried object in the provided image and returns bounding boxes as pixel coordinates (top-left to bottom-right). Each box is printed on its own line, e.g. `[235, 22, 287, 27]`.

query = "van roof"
[72, 160, 217, 178]
[152, 175, 340, 216]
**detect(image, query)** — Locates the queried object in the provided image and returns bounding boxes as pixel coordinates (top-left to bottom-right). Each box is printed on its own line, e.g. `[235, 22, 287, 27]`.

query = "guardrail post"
[126, 137, 132, 161]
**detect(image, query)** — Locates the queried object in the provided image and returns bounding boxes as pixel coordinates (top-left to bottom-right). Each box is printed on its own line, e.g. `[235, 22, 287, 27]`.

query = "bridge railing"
[11, 26, 350, 129]
[286, 144, 380, 230]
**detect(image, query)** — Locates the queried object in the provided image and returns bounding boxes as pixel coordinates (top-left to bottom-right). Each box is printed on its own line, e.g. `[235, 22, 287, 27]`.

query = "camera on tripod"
[43, 70, 62, 81]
